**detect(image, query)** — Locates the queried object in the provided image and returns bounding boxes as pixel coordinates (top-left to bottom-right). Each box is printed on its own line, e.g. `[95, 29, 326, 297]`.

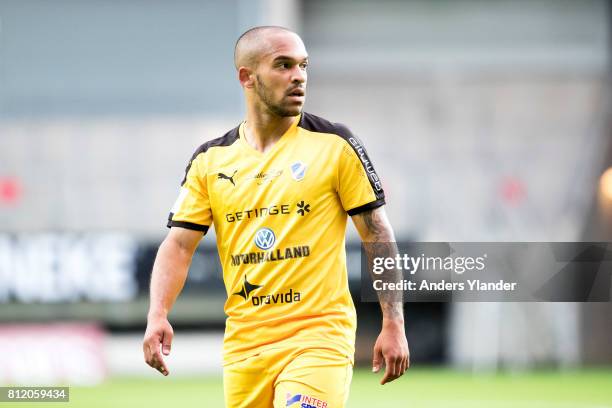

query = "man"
[143, 26, 409, 407]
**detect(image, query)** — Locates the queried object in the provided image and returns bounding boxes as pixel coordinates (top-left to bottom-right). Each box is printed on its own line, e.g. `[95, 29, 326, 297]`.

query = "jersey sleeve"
[336, 126, 386, 215]
[166, 151, 212, 232]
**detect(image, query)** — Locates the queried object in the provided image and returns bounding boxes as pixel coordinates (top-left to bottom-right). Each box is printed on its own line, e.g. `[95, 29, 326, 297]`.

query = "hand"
[143, 315, 174, 376]
[372, 319, 409, 385]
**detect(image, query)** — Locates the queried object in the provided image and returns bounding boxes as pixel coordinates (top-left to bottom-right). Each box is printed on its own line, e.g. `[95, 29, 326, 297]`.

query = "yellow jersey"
[168, 112, 385, 364]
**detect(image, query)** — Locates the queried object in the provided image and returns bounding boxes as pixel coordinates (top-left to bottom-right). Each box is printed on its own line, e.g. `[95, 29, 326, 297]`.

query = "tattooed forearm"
[381, 299, 404, 321]
[359, 208, 394, 242]
[354, 207, 404, 320]
[364, 241, 404, 316]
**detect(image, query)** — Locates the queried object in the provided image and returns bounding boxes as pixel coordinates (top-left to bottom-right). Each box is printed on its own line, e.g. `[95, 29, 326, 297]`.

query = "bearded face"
[254, 72, 305, 117]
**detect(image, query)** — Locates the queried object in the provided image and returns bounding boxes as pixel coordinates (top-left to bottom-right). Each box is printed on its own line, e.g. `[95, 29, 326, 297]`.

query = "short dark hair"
[234, 25, 295, 69]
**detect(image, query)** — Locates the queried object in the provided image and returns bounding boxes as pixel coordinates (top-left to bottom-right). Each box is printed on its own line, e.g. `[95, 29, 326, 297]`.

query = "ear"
[238, 67, 255, 89]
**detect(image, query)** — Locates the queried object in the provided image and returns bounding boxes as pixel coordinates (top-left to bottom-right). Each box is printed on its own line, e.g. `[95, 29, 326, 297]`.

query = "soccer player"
[143, 26, 409, 407]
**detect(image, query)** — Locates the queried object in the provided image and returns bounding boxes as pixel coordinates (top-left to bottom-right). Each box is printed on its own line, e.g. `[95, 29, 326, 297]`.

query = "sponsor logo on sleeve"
[347, 137, 383, 192]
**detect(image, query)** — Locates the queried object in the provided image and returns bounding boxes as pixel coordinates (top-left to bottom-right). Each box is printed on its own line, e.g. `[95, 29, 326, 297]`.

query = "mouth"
[287, 88, 305, 97]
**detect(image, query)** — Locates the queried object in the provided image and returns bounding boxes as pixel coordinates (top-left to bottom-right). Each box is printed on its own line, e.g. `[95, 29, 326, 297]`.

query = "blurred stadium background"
[1, 0, 611, 406]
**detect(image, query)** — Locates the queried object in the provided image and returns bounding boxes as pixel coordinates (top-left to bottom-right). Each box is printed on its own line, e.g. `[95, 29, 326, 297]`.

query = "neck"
[243, 103, 298, 153]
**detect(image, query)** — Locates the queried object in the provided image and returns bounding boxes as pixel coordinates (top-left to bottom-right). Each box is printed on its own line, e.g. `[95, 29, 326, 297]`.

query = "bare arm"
[352, 206, 409, 384]
[143, 227, 203, 376]
[352, 206, 403, 320]
[148, 227, 203, 317]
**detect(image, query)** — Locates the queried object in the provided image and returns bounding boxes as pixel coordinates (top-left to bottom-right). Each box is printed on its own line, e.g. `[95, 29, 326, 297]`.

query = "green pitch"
[7, 368, 612, 407]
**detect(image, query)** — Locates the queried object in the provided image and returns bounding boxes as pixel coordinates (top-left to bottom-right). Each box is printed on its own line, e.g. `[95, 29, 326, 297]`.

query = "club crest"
[290, 162, 307, 181]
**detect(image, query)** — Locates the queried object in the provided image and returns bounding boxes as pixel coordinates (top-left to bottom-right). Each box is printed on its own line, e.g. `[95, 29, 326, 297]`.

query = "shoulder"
[298, 112, 372, 161]
[298, 112, 356, 142]
[190, 125, 240, 162]
[180, 125, 240, 183]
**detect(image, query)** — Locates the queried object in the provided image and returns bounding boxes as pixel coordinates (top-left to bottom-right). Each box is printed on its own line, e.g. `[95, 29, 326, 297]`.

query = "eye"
[300, 62, 308, 70]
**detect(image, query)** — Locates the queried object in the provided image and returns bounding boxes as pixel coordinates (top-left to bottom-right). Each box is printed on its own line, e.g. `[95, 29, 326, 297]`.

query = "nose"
[291, 66, 306, 84]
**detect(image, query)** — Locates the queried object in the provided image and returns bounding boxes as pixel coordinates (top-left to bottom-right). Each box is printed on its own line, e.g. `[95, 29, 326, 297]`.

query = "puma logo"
[218, 170, 237, 186]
